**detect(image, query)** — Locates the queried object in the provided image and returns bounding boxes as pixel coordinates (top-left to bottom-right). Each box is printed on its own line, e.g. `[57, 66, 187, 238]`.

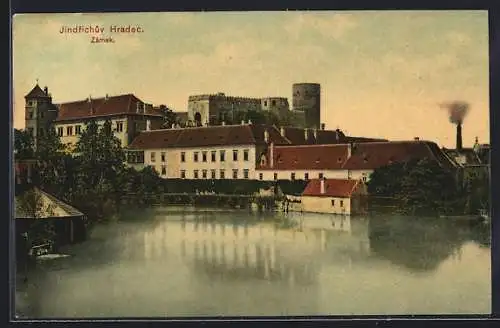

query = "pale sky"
[12, 11, 489, 148]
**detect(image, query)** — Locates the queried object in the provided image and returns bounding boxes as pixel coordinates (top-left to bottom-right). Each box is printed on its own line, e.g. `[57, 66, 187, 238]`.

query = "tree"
[158, 105, 178, 128]
[14, 129, 34, 159]
[367, 159, 461, 216]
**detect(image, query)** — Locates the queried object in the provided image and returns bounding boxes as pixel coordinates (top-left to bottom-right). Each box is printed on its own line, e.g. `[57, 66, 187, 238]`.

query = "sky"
[12, 11, 490, 148]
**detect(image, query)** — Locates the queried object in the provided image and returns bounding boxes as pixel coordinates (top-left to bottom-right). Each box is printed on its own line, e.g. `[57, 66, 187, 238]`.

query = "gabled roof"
[302, 179, 361, 198]
[15, 187, 84, 219]
[341, 141, 457, 170]
[55, 94, 162, 122]
[258, 144, 349, 170]
[25, 84, 48, 98]
[127, 124, 290, 150]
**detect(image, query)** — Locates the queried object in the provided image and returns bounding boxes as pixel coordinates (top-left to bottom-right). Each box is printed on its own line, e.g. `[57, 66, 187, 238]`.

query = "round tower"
[292, 83, 321, 129]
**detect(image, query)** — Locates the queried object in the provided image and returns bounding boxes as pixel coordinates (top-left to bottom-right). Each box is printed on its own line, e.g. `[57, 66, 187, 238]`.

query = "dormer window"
[260, 155, 267, 166]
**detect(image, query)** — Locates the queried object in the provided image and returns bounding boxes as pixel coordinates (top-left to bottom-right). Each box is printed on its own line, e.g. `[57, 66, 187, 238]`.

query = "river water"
[14, 207, 491, 318]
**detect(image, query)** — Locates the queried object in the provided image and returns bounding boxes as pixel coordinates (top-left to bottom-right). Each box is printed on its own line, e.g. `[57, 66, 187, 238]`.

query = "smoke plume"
[440, 101, 470, 124]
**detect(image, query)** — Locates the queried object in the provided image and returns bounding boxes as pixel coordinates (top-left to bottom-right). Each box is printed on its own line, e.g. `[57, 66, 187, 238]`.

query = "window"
[57, 127, 63, 137]
[150, 152, 156, 162]
[220, 169, 225, 179]
[211, 151, 216, 162]
[202, 151, 207, 162]
[243, 149, 249, 161]
[243, 169, 249, 179]
[291, 173, 296, 180]
[27, 111, 33, 119]
[181, 152, 186, 162]
[259, 173, 263, 180]
[161, 152, 166, 162]
[194, 152, 199, 162]
[304, 173, 309, 180]
[271, 100, 276, 106]
[116, 121, 124, 132]
[318, 173, 324, 179]
[273, 173, 278, 181]
[66, 126, 73, 136]
[232, 169, 238, 179]
[202, 170, 207, 179]
[161, 165, 167, 176]
[331, 199, 335, 206]
[220, 150, 225, 162]
[193, 170, 199, 179]
[233, 150, 238, 161]
[340, 200, 344, 207]
[362, 176, 367, 182]
[75, 125, 81, 135]
[264, 100, 268, 106]
[211, 169, 216, 179]
[180, 170, 186, 179]
[40, 111, 44, 118]
[27, 128, 34, 136]
[39, 128, 44, 137]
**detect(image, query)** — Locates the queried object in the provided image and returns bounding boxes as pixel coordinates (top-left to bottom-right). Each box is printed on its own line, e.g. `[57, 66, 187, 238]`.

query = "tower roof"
[25, 84, 47, 99]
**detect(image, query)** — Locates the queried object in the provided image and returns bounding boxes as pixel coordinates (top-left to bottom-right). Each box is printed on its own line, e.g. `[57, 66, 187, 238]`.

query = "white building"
[126, 123, 290, 179]
[53, 93, 164, 151]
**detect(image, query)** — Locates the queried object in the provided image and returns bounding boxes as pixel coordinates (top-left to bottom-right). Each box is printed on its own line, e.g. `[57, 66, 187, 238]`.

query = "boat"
[28, 241, 70, 261]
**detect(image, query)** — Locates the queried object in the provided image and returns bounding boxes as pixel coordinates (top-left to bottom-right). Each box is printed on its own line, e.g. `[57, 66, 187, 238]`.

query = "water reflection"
[368, 216, 470, 272]
[16, 209, 491, 318]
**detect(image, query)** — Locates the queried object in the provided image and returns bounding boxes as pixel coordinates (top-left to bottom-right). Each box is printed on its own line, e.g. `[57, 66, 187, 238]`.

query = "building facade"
[53, 94, 164, 150]
[24, 84, 59, 150]
[126, 123, 290, 179]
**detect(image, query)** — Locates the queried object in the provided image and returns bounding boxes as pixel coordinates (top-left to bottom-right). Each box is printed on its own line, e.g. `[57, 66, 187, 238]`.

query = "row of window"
[56, 121, 124, 137]
[178, 149, 250, 163]
[150, 152, 166, 163]
[331, 199, 345, 207]
[257, 172, 367, 182]
[180, 169, 250, 179]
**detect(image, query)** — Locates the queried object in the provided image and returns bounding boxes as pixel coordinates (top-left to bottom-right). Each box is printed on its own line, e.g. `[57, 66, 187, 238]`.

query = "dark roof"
[15, 187, 84, 219]
[258, 144, 349, 170]
[128, 124, 290, 149]
[302, 179, 362, 198]
[442, 148, 483, 166]
[258, 141, 456, 171]
[276, 127, 387, 145]
[342, 141, 457, 170]
[55, 94, 162, 122]
[25, 84, 48, 98]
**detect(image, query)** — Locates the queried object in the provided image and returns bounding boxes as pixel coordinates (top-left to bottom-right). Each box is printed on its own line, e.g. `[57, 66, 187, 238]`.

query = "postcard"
[12, 11, 491, 319]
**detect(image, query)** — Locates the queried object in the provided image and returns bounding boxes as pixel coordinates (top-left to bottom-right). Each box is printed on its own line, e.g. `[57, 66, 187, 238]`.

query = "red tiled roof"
[127, 124, 290, 149]
[25, 85, 48, 98]
[302, 179, 360, 197]
[341, 141, 457, 170]
[258, 144, 349, 170]
[55, 94, 162, 122]
[277, 127, 387, 145]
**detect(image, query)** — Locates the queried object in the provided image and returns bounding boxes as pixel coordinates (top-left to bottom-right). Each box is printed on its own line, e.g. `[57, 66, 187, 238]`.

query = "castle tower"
[24, 82, 58, 149]
[292, 83, 321, 129]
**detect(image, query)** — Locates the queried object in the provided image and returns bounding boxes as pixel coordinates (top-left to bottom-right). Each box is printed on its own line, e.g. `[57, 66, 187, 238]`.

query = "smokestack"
[456, 123, 463, 150]
[270, 142, 274, 168]
[320, 177, 326, 195]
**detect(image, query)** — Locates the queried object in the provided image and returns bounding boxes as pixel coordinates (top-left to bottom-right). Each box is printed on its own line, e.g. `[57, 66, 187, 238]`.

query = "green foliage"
[367, 159, 465, 216]
[14, 129, 34, 159]
[157, 105, 178, 128]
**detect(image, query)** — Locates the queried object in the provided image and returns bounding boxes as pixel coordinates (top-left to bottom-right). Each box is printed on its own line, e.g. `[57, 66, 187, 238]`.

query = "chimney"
[171, 123, 176, 129]
[88, 95, 92, 103]
[320, 177, 326, 194]
[248, 119, 252, 125]
[313, 128, 318, 140]
[304, 128, 309, 141]
[136, 102, 141, 113]
[321, 123, 325, 130]
[241, 120, 245, 125]
[264, 129, 270, 143]
[456, 123, 463, 150]
[205, 121, 209, 127]
[347, 143, 352, 158]
[280, 127, 286, 138]
[335, 130, 340, 142]
[222, 121, 226, 126]
[105, 94, 109, 100]
[270, 142, 274, 168]
[146, 119, 151, 131]
[414, 137, 420, 141]
[44, 86, 48, 95]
